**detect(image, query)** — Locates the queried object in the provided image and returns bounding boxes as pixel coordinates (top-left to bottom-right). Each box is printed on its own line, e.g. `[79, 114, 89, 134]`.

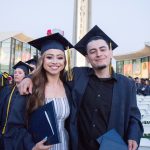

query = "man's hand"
[128, 140, 138, 150]
[18, 78, 33, 95]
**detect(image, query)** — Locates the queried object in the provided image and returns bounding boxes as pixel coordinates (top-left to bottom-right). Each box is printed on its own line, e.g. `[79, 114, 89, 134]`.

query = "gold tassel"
[109, 42, 113, 75]
[3, 72, 9, 79]
[109, 61, 112, 76]
[66, 46, 73, 81]
[109, 42, 112, 50]
[2, 85, 16, 134]
[2, 76, 4, 86]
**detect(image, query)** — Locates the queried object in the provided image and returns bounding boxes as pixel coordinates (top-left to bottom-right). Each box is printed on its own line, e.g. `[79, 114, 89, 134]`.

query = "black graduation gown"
[0, 85, 34, 150]
[66, 67, 144, 150]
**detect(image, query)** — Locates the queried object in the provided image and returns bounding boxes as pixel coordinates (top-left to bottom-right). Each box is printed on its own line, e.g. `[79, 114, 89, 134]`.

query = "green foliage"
[143, 134, 150, 139]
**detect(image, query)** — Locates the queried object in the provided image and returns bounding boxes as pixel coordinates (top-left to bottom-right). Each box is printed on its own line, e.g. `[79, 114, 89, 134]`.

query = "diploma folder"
[97, 129, 128, 150]
[28, 101, 60, 145]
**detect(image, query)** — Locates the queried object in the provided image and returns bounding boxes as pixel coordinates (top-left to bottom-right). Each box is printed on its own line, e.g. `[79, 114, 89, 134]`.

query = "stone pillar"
[72, 0, 91, 67]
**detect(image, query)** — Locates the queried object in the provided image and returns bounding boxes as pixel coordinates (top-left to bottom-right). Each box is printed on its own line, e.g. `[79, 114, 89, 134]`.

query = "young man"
[19, 25, 143, 150]
[67, 25, 143, 150]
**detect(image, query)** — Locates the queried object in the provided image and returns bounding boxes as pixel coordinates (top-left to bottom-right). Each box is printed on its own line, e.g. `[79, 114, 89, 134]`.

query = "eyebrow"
[45, 54, 64, 57]
[99, 46, 107, 49]
[88, 46, 107, 51]
[88, 48, 96, 51]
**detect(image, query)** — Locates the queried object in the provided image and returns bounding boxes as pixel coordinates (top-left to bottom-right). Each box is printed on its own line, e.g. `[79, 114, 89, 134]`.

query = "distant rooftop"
[145, 42, 150, 47]
[114, 42, 150, 61]
[0, 32, 33, 43]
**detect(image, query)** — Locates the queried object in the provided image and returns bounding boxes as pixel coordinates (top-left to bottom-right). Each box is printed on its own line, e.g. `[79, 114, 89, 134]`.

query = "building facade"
[0, 33, 38, 74]
[114, 43, 150, 78]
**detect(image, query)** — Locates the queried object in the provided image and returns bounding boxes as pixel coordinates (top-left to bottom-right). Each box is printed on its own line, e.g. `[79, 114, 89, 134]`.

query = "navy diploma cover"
[28, 101, 60, 145]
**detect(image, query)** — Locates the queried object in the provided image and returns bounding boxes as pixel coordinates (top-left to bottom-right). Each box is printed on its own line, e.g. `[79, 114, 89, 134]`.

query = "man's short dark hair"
[85, 36, 110, 51]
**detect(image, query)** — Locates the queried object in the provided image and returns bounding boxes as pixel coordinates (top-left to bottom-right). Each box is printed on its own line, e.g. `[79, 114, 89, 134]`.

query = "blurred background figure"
[138, 78, 150, 96]
[0, 72, 9, 91]
[25, 57, 38, 74]
[7, 75, 13, 85]
[134, 77, 142, 95]
[13, 61, 34, 86]
[0, 61, 34, 150]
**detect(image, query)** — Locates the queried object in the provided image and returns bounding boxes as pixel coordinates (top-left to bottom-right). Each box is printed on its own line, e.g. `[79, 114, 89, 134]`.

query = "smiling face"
[14, 68, 25, 84]
[43, 49, 66, 76]
[86, 39, 113, 71]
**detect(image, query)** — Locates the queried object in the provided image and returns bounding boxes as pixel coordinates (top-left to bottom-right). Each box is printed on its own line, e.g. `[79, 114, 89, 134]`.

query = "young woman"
[27, 33, 73, 150]
[0, 61, 33, 150]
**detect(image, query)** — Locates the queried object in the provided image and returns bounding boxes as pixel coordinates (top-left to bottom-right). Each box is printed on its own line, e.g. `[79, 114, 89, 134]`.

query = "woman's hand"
[32, 137, 51, 150]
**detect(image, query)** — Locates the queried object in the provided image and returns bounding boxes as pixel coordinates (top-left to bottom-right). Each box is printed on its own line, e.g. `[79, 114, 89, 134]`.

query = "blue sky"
[92, 0, 150, 55]
[0, 0, 150, 55]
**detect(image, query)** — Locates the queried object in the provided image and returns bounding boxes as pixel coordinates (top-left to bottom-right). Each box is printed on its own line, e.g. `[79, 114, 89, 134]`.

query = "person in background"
[134, 77, 142, 95]
[139, 78, 150, 96]
[0, 72, 9, 91]
[7, 75, 13, 85]
[26, 57, 38, 74]
[0, 61, 33, 150]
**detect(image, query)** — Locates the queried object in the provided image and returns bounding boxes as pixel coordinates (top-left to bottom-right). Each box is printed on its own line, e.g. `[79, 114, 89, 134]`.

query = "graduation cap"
[26, 58, 37, 66]
[97, 129, 128, 150]
[28, 33, 73, 54]
[13, 61, 34, 75]
[28, 33, 74, 81]
[74, 25, 118, 56]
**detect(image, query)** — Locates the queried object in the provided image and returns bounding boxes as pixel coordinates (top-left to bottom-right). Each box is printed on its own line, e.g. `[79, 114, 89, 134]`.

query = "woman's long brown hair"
[26, 52, 66, 116]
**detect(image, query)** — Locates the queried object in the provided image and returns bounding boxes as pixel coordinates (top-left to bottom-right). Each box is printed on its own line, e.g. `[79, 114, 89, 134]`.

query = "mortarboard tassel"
[109, 61, 113, 76]
[2, 85, 16, 134]
[2, 76, 4, 86]
[109, 42, 112, 50]
[1, 72, 9, 86]
[3, 72, 9, 79]
[109, 42, 112, 75]
[66, 46, 73, 81]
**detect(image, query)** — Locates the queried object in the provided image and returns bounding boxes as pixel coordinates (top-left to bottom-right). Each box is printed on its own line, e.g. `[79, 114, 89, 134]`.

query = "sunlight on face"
[86, 39, 113, 70]
[43, 49, 66, 76]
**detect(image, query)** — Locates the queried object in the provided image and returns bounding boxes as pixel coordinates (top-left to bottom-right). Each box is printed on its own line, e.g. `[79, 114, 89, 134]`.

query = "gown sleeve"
[4, 92, 35, 150]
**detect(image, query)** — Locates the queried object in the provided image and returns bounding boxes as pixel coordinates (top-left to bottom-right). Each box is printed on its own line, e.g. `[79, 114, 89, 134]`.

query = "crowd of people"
[0, 58, 37, 89]
[0, 25, 143, 150]
[128, 77, 150, 96]
[135, 77, 150, 96]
